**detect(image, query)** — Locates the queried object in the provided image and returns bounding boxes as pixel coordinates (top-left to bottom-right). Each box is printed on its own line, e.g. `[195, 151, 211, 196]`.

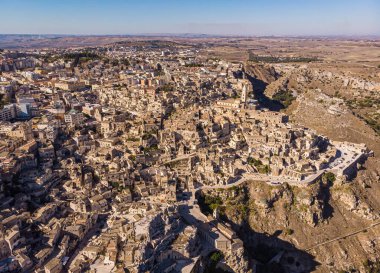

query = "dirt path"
[305, 221, 380, 251]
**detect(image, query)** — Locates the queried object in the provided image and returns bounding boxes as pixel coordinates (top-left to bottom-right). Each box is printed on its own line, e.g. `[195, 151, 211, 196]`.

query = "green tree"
[210, 251, 223, 263]
[323, 172, 336, 184]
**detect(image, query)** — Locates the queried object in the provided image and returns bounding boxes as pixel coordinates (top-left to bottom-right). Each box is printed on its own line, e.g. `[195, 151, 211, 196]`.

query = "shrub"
[210, 251, 223, 263]
[142, 133, 152, 140]
[111, 182, 119, 188]
[323, 172, 336, 184]
[247, 157, 263, 166]
[284, 228, 294, 235]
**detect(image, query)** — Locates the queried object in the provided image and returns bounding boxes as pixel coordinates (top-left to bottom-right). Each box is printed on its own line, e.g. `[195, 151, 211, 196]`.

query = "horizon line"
[1, 33, 380, 39]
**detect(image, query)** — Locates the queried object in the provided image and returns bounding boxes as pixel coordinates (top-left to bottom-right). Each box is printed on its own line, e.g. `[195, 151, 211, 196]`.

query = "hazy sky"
[0, 0, 379, 36]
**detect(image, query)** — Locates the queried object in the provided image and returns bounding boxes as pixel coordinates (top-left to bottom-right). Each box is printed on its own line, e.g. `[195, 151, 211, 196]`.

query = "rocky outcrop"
[249, 181, 331, 227]
[272, 64, 380, 92]
[224, 176, 380, 271]
[245, 64, 280, 84]
[331, 186, 378, 220]
[224, 248, 251, 273]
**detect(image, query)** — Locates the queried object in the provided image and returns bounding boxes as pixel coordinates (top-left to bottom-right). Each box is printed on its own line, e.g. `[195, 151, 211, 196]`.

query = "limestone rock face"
[332, 186, 379, 220]
[224, 247, 251, 273]
[334, 190, 358, 210]
[354, 202, 378, 220]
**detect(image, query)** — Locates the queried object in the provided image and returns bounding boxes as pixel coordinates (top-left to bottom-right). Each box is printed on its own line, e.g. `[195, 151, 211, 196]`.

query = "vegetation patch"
[362, 259, 380, 273]
[248, 52, 319, 63]
[322, 172, 336, 184]
[127, 137, 139, 142]
[63, 51, 100, 66]
[0, 94, 7, 109]
[204, 251, 230, 273]
[142, 133, 153, 140]
[185, 63, 203, 67]
[272, 90, 296, 108]
[198, 193, 223, 215]
[283, 228, 294, 236]
[247, 157, 271, 174]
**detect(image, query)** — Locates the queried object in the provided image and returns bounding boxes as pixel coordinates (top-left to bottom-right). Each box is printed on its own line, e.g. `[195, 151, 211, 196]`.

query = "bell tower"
[241, 84, 247, 104]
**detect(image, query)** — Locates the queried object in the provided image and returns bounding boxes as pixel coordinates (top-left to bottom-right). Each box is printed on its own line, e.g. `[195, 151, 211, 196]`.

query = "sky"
[0, 0, 379, 36]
